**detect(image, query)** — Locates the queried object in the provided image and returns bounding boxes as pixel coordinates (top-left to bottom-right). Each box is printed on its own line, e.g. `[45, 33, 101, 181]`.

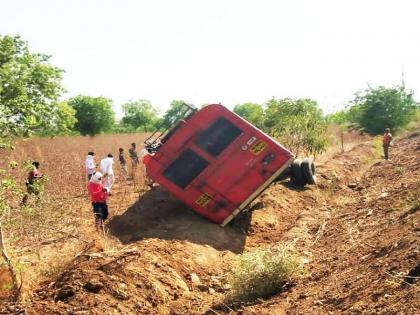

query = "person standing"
[85, 152, 96, 180]
[140, 148, 156, 189]
[128, 142, 139, 178]
[100, 154, 115, 193]
[22, 161, 43, 204]
[87, 172, 109, 230]
[118, 148, 128, 179]
[383, 128, 393, 160]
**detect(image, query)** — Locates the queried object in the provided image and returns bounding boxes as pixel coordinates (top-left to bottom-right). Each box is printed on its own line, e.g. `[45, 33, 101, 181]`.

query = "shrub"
[372, 136, 383, 159]
[228, 244, 305, 301]
[264, 98, 328, 157]
[348, 85, 419, 135]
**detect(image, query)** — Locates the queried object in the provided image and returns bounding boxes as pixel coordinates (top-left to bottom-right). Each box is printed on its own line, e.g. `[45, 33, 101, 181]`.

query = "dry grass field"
[0, 133, 150, 299]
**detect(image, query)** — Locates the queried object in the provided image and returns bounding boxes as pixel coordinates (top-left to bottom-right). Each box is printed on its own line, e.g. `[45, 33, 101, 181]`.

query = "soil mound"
[239, 132, 420, 314]
[107, 187, 248, 253]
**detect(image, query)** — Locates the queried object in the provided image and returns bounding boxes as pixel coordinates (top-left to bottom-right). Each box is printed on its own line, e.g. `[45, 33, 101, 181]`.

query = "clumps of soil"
[29, 247, 182, 314]
[241, 132, 420, 314]
[1, 132, 418, 314]
[21, 239, 233, 314]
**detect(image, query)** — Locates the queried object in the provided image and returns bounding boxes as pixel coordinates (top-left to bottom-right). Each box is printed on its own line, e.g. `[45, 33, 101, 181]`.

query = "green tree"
[161, 100, 195, 128]
[233, 102, 264, 128]
[0, 35, 67, 299]
[121, 99, 159, 132]
[348, 85, 419, 135]
[264, 98, 328, 157]
[0, 35, 64, 139]
[327, 110, 349, 125]
[326, 109, 351, 153]
[36, 101, 78, 136]
[68, 95, 115, 136]
[55, 101, 78, 134]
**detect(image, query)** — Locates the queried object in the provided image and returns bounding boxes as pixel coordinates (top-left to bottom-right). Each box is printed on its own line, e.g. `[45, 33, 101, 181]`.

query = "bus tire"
[301, 158, 316, 185]
[291, 159, 305, 185]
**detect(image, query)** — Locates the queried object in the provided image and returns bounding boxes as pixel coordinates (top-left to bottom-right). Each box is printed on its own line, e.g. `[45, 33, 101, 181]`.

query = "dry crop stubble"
[11, 133, 150, 196]
[1, 133, 150, 297]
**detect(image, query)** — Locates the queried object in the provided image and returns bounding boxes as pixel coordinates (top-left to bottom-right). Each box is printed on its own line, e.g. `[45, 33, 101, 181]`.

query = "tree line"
[1, 34, 419, 151]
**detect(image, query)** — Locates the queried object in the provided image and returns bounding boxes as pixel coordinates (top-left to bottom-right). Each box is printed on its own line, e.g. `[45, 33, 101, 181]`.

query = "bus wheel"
[301, 158, 316, 185]
[291, 159, 305, 185]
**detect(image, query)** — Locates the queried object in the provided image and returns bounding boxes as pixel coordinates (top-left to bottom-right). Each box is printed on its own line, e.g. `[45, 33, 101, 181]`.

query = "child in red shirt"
[87, 172, 109, 229]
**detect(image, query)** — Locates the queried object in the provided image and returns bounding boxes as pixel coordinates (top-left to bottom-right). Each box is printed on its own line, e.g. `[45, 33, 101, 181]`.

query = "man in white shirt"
[85, 152, 96, 180]
[100, 154, 115, 193]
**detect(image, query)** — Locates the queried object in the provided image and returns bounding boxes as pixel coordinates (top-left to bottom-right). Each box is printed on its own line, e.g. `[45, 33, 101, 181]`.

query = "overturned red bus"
[144, 104, 296, 226]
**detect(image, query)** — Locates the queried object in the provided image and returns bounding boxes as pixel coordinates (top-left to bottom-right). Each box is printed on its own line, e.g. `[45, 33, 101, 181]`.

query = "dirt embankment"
[1, 132, 419, 314]
[240, 132, 420, 315]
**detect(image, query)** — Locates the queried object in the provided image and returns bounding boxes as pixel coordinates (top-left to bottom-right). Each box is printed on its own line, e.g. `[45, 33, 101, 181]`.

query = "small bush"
[372, 136, 383, 159]
[228, 244, 305, 301]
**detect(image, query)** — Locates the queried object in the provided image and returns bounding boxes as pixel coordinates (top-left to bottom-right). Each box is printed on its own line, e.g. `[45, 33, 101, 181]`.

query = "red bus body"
[145, 104, 294, 226]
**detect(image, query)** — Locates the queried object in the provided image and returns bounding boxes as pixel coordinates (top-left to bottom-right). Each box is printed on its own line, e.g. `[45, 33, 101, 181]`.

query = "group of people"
[85, 142, 150, 230]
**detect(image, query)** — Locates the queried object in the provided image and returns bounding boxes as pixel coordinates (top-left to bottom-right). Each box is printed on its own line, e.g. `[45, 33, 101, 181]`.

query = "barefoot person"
[87, 172, 109, 230]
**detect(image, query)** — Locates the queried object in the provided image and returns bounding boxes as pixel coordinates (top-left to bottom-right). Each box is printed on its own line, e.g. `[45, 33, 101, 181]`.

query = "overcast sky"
[1, 0, 419, 116]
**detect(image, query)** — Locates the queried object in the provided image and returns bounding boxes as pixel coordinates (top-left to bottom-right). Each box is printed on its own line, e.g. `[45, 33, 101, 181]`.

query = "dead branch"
[74, 241, 96, 259]
[37, 224, 90, 243]
[207, 308, 222, 315]
[0, 223, 21, 301]
[385, 271, 420, 291]
[97, 251, 140, 271]
[311, 219, 327, 246]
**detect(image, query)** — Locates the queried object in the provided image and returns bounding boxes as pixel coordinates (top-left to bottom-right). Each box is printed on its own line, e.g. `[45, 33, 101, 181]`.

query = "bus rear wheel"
[291, 158, 316, 186]
[291, 159, 305, 185]
[301, 158, 316, 185]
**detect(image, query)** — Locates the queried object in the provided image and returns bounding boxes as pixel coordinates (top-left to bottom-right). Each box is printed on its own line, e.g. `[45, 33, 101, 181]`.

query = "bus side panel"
[146, 104, 294, 225]
[190, 106, 293, 210]
[146, 160, 235, 224]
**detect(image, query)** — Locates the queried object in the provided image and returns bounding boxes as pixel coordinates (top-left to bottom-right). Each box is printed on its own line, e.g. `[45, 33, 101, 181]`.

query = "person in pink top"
[87, 172, 109, 229]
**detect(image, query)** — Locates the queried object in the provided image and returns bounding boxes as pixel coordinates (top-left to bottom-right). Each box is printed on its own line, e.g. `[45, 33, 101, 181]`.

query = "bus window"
[195, 117, 242, 157]
[163, 149, 209, 189]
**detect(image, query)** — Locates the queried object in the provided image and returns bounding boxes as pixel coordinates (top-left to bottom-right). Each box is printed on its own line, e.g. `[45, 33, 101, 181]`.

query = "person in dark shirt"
[22, 161, 43, 204]
[118, 148, 128, 179]
[128, 142, 139, 178]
